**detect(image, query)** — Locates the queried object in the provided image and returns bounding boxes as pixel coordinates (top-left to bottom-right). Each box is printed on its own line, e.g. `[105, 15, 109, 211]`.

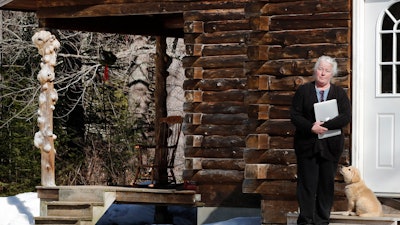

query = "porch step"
[35, 187, 117, 225]
[58, 188, 108, 202]
[46, 201, 103, 217]
[35, 216, 95, 225]
[34, 216, 81, 225]
[287, 212, 400, 225]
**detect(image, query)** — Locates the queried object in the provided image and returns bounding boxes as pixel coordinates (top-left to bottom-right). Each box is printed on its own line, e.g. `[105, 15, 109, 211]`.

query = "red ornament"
[103, 64, 109, 81]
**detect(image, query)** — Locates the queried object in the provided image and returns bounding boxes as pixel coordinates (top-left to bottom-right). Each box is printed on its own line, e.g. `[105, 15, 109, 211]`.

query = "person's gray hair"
[313, 55, 338, 76]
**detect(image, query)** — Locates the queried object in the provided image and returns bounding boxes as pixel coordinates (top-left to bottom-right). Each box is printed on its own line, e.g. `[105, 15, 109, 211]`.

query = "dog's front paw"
[342, 211, 356, 216]
[342, 211, 350, 216]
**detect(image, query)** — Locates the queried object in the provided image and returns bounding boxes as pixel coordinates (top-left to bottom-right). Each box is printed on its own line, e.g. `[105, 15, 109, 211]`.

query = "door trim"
[352, 0, 365, 173]
[353, 0, 400, 197]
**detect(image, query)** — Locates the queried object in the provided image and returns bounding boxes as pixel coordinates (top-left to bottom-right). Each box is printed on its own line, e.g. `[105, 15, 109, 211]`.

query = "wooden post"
[32, 31, 60, 187]
[153, 35, 171, 224]
[154, 36, 169, 185]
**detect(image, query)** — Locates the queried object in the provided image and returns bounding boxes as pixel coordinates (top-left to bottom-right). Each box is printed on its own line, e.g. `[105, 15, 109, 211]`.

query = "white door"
[356, 0, 400, 194]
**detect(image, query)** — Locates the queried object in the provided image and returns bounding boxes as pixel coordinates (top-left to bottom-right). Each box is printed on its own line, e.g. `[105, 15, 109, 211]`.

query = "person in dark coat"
[290, 55, 351, 225]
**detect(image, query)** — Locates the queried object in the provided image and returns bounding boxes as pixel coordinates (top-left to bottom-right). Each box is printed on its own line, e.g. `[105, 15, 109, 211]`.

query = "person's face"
[315, 60, 334, 88]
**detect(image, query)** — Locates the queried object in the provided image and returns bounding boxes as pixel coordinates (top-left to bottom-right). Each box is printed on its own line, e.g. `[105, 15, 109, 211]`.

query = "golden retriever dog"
[339, 166, 383, 217]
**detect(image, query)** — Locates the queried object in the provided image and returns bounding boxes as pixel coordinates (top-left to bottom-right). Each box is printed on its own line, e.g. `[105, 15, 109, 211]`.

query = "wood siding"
[181, 0, 352, 223]
[242, 0, 352, 223]
[182, 1, 261, 208]
[1, 0, 353, 224]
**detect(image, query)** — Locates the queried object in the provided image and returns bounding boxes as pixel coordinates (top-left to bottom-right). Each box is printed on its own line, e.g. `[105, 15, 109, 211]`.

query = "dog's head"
[340, 166, 361, 184]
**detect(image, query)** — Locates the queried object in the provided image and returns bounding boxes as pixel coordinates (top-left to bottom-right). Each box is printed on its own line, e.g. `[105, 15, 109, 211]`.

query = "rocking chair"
[133, 116, 183, 187]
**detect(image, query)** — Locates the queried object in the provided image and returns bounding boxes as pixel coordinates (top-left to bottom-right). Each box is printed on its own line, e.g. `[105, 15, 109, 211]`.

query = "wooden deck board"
[287, 212, 400, 225]
[36, 185, 201, 206]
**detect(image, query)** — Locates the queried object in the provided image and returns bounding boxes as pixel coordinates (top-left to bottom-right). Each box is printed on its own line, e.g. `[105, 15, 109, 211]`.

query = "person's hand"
[311, 121, 328, 134]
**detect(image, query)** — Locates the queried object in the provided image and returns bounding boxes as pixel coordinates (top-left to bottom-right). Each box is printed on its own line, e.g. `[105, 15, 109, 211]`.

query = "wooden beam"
[379, 197, 400, 211]
[1, 0, 37, 11]
[0, 0, 13, 8]
[37, 185, 201, 206]
[116, 191, 198, 205]
[154, 36, 169, 184]
[198, 183, 260, 207]
[39, 14, 184, 37]
[36, 3, 187, 18]
[37, 0, 195, 8]
[3, 0, 250, 15]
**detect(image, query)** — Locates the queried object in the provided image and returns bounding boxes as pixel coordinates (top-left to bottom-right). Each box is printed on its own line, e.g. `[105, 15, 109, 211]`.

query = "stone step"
[287, 212, 400, 225]
[35, 216, 94, 225]
[58, 188, 107, 202]
[46, 201, 103, 217]
[37, 187, 117, 225]
[34, 216, 81, 225]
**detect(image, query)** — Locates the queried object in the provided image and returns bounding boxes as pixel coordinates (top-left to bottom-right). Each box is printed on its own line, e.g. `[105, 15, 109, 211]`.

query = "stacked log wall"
[242, 0, 352, 224]
[3, 0, 356, 224]
[182, 0, 261, 207]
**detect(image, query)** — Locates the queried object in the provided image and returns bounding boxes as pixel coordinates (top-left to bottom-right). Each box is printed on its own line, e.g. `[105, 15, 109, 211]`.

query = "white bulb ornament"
[42, 83, 48, 91]
[50, 89, 58, 102]
[34, 131, 44, 148]
[37, 66, 55, 84]
[32, 31, 52, 56]
[39, 93, 46, 105]
[43, 53, 57, 66]
[43, 143, 52, 152]
[37, 116, 45, 125]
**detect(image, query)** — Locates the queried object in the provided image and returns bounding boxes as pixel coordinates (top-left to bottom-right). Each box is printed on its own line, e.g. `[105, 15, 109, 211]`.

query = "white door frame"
[352, 0, 365, 174]
[352, 0, 400, 197]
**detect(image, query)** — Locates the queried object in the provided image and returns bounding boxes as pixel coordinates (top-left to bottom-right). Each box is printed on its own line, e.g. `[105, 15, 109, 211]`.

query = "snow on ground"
[0, 192, 260, 225]
[0, 192, 39, 225]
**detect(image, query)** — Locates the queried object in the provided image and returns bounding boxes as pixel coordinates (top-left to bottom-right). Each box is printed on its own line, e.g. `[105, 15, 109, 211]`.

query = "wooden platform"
[36, 185, 201, 225]
[37, 185, 201, 205]
[287, 212, 400, 225]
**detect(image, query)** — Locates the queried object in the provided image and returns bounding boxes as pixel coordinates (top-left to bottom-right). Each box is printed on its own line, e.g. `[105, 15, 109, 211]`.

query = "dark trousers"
[296, 154, 338, 225]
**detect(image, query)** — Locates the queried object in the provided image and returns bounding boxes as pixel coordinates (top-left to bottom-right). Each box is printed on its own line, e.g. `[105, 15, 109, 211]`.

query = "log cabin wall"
[0, 0, 353, 223]
[181, 0, 352, 223]
[182, 0, 261, 208]
[240, 0, 352, 224]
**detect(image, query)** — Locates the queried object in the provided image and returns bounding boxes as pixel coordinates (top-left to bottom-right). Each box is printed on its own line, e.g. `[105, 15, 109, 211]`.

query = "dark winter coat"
[290, 81, 351, 161]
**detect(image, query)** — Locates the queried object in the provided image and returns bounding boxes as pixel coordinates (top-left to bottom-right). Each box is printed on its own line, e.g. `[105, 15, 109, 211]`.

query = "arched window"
[378, 2, 400, 96]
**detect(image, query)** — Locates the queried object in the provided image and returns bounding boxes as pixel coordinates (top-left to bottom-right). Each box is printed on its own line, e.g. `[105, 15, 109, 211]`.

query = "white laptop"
[313, 99, 341, 139]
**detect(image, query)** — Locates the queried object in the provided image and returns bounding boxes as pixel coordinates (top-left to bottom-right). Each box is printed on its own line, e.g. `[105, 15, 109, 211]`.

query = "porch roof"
[0, 0, 192, 36]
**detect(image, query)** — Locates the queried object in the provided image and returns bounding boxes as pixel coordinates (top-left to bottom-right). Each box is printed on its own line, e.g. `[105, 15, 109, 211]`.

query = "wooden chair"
[133, 116, 183, 187]
[132, 122, 155, 185]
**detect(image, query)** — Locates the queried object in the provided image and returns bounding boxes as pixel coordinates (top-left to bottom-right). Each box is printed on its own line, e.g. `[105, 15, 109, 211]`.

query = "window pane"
[382, 65, 393, 93]
[397, 65, 400, 93]
[382, 33, 393, 62]
[389, 2, 400, 21]
[382, 14, 395, 30]
[397, 33, 400, 62]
